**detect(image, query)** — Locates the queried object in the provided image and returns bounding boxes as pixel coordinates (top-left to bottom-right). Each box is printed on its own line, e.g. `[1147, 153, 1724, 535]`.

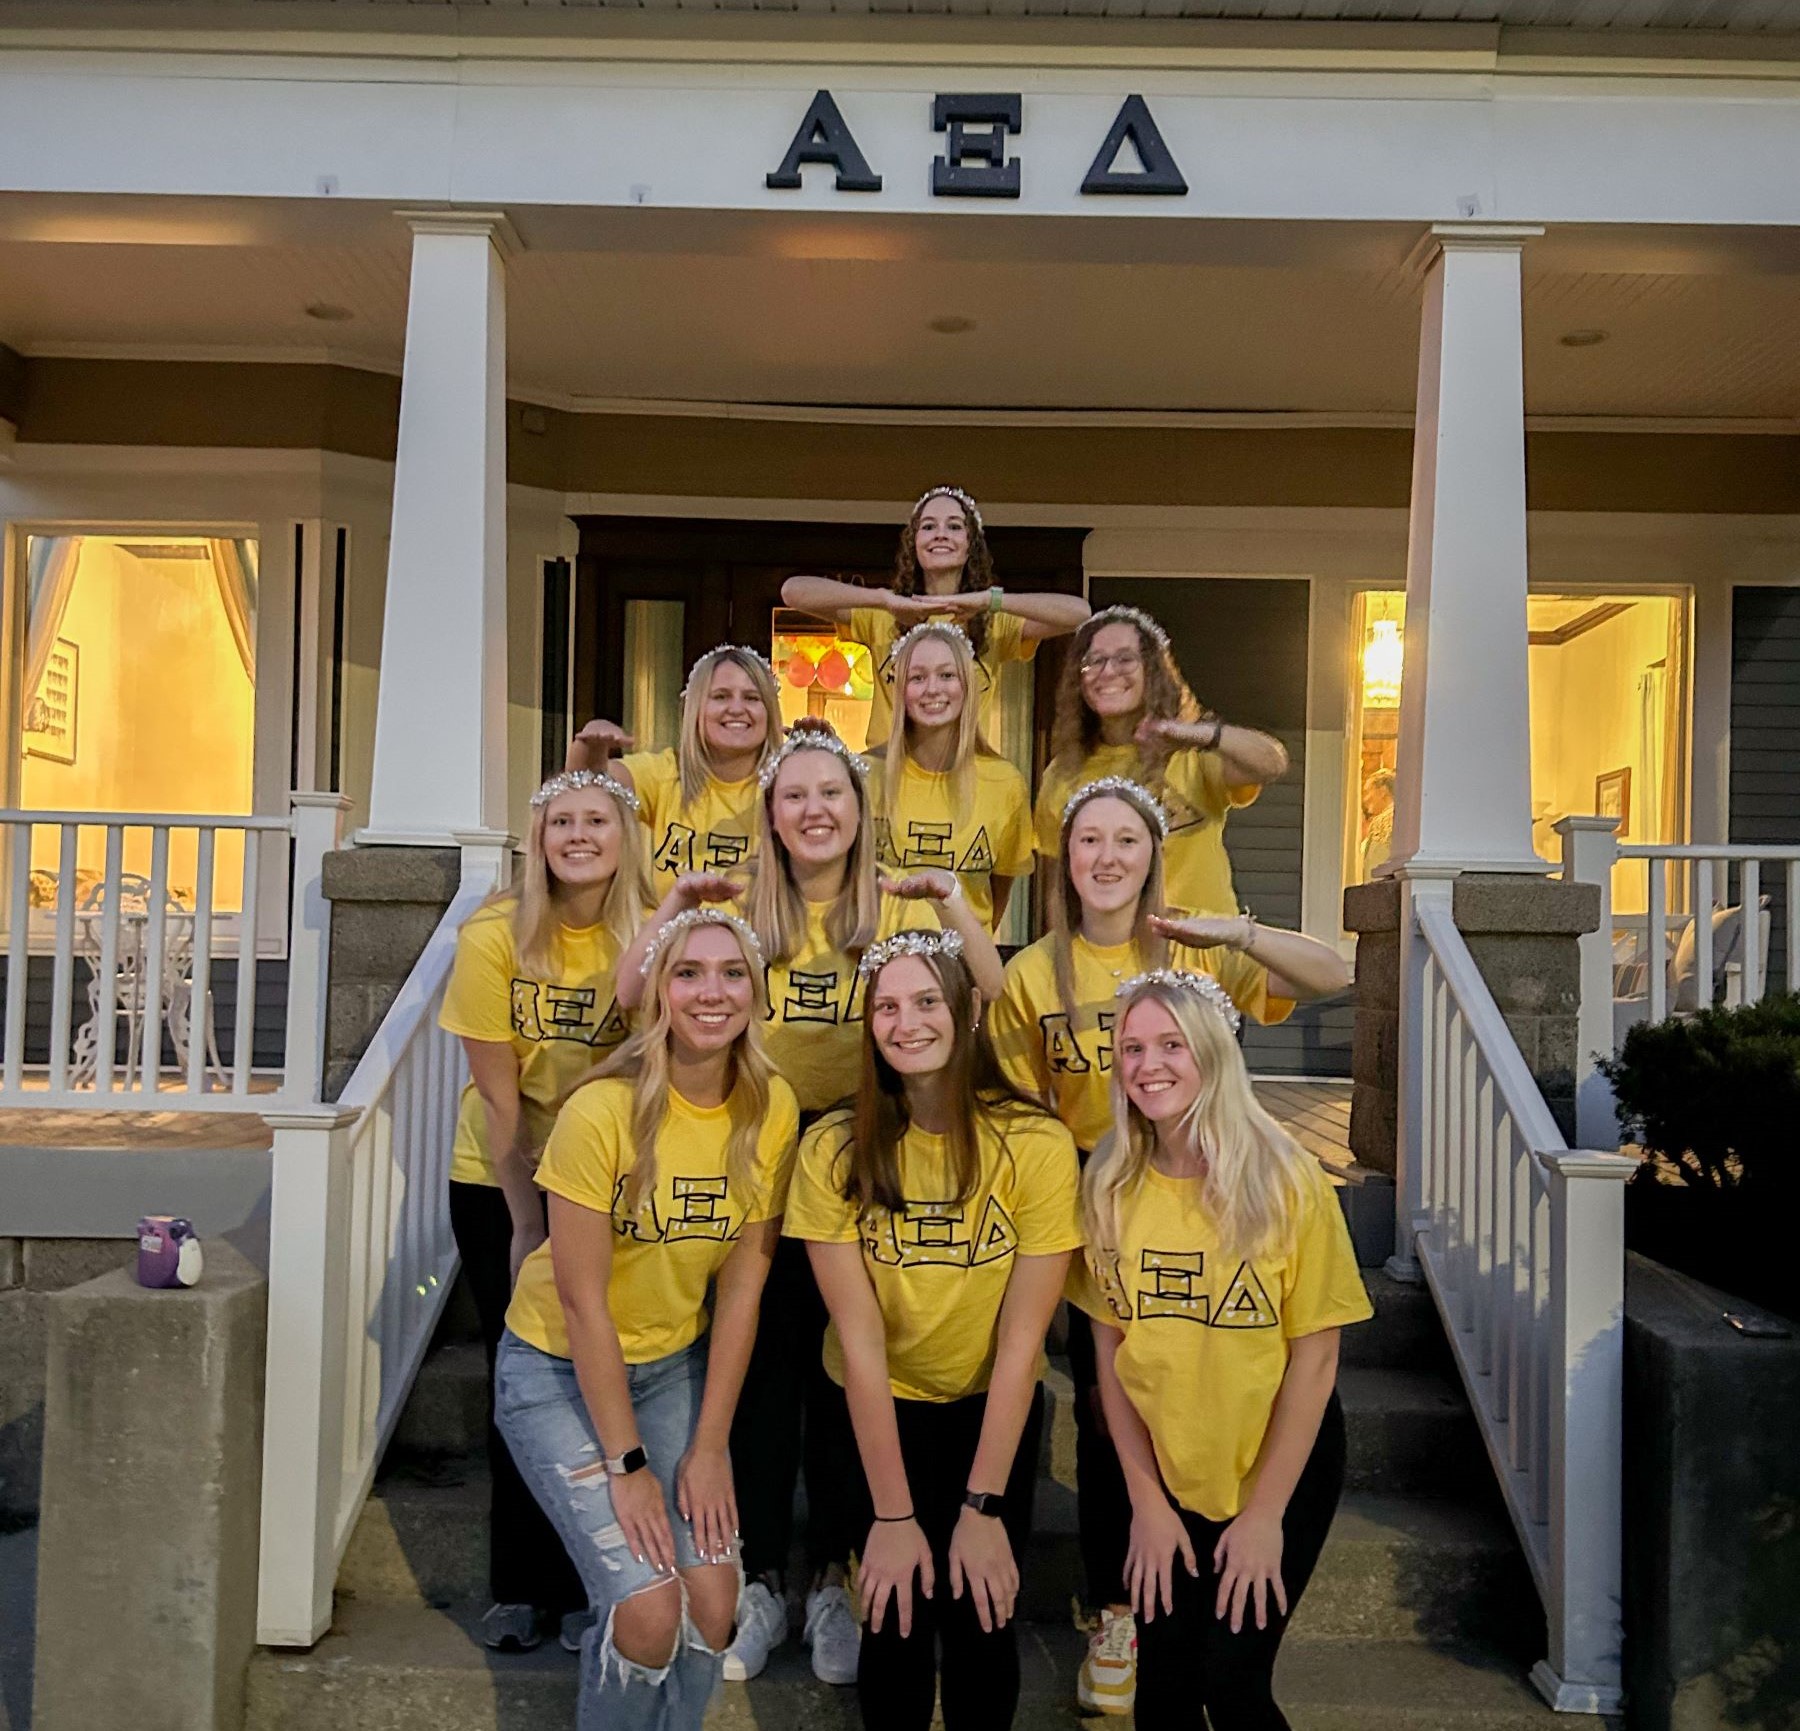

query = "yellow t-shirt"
[621, 748, 762, 901]
[761, 896, 937, 1117]
[874, 754, 1033, 929]
[849, 607, 1036, 750]
[506, 1075, 800, 1363]
[1069, 1158, 1372, 1521]
[990, 934, 1295, 1154]
[784, 1104, 1083, 1403]
[1034, 742, 1259, 919]
[437, 904, 633, 1188]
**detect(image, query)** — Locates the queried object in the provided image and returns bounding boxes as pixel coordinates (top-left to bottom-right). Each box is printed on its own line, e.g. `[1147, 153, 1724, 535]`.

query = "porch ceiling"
[1, 201, 1797, 422]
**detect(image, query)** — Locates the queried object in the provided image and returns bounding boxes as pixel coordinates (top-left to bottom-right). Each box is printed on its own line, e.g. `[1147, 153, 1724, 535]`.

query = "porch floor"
[1258, 1077, 1354, 1164]
[0, 1108, 273, 1151]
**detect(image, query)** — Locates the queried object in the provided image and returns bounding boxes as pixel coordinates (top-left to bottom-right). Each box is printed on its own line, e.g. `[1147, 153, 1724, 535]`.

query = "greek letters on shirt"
[874, 816, 998, 876]
[652, 822, 753, 879]
[1040, 1009, 1115, 1075]
[509, 980, 631, 1049]
[610, 1173, 738, 1243]
[863, 1195, 1022, 1269]
[1091, 1246, 1280, 1329]
[767, 964, 864, 1028]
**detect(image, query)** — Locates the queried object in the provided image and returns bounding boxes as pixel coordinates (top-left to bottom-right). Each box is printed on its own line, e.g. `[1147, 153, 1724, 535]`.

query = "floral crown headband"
[530, 769, 640, 813]
[1115, 968, 1242, 1035]
[680, 644, 779, 703]
[858, 925, 966, 979]
[758, 723, 870, 794]
[639, 907, 764, 979]
[1062, 776, 1169, 840]
[912, 485, 982, 531]
[1085, 604, 1171, 654]
[890, 619, 975, 669]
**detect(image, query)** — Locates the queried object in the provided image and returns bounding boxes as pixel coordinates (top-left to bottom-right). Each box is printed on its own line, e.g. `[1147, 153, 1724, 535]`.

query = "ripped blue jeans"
[495, 1329, 739, 1731]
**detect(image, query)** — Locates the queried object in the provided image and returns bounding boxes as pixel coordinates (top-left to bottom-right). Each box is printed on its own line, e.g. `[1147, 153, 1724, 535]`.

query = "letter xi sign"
[766, 91, 1189, 199]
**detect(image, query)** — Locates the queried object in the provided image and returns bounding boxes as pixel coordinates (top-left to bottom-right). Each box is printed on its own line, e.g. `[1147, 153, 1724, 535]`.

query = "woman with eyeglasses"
[1034, 607, 1287, 919]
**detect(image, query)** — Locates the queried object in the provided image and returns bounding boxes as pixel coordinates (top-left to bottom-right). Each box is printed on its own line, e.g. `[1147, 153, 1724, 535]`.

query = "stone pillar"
[34, 1243, 266, 1731]
[1386, 224, 1546, 879]
[1344, 874, 1600, 1175]
[362, 214, 513, 847]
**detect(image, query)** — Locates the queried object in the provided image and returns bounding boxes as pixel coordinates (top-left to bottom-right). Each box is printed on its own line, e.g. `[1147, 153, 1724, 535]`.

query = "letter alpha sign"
[766, 91, 1188, 200]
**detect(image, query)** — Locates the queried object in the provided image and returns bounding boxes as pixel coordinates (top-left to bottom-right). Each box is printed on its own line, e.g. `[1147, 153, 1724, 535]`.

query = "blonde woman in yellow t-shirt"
[495, 907, 799, 1731]
[875, 621, 1033, 930]
[567, 644, 783, 899]
[781, 485, 1089, 749]
[989, 775, 1350, 1716]
[1072, 972, 1371, 1731]
[437, 765, 649, 1654]
[785, 927, 1082, 1731]
[1033, 606, 1289, 917]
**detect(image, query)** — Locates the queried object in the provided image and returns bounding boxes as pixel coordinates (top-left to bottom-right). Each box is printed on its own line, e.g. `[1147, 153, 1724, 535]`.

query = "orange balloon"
[787, 652, 817, 688]
[816, 649, 852, 691]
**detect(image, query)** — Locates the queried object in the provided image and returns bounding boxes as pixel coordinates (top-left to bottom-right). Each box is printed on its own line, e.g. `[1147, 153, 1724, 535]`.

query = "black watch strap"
[963, 1489, 1004, 1518]
[604, 1445, 648, 1476]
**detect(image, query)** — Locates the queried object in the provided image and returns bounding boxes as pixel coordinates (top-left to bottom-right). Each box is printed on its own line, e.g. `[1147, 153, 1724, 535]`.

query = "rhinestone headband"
[912, 486, 982, 531]
[858, 925, 966, 979]
[680, 644, 779, 703]
[530, 769, 640, 813]
[1086, 605, 1171, 653]
[758, 723, 870, 793]
[1115, 968, 1242, 1035]
[1062, 776, 1169, 840]
[639, 907, 764, 979]
[890, 619, 975, 669]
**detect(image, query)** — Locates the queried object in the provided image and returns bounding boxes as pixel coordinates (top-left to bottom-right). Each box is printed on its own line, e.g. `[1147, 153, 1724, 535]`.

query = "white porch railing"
[1558, 817, 1800, 1148]
[0, 792, 347, 1109]
[1394, 877, 1635, 1715]
[255, 849, 499, 1647]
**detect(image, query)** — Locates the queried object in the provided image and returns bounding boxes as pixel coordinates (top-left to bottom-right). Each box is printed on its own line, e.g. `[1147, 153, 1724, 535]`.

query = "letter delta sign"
[766, 91, 1189, 200]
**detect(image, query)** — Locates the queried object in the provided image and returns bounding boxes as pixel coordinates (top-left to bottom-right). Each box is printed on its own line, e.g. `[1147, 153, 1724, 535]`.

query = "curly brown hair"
[893, 489, 997, 657]
[1048, 611, 1201, 788]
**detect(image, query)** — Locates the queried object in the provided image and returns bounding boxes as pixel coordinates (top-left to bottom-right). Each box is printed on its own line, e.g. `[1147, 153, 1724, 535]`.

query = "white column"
[1385, 225, 1546, 879]
[361, 215, 513, 846]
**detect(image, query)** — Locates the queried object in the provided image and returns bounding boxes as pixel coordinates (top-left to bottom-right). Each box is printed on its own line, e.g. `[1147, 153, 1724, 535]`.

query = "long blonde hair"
[881, 622, 994, 826]
[1050, 780, 1169, 1033]
[491, 779, 648, 977]
[747, 719, 880, 964]
[1083, 977, 1310, 1264]
[678, 647, 784, 806]
[578, 912, 773, 1214]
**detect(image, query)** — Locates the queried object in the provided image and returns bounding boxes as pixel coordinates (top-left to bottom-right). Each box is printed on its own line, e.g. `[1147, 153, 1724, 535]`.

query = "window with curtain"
[17, 532, 259, 912]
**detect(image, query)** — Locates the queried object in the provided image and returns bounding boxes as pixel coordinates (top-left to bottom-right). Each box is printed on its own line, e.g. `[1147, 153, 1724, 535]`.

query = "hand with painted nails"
[676, 1442, 738, 1564]
[609, 1458, 677, 1575]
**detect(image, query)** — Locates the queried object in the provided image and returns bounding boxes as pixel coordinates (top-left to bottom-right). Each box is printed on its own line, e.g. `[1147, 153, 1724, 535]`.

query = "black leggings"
[1133, 1394, 1347, 1731]
[446, 1180, 584, 1614]
[820, 1378, 1045, 1731]
[1066, 1302, 1133, 1608]
[729, 1235, 857, 1581]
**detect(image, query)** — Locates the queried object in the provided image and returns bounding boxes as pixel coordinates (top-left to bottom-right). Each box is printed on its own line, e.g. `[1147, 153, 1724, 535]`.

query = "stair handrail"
[256, 847, 499, 1647]
[1397, 878, 1634, 1716]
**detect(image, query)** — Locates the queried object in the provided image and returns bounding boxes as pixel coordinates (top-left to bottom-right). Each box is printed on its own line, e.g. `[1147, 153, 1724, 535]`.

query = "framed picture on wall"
[1596, 767, 1631, 829]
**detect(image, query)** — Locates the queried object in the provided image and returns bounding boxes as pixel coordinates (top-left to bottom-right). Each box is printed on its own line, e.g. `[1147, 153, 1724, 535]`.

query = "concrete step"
[246, 1599, 1596, 1731]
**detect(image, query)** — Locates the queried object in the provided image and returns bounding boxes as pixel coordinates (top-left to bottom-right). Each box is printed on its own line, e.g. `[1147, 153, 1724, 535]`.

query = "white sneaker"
[722, 1578, 788, 1682]
[1076, 1607, 1137, 1715]
[803, 1582, 861, 1686]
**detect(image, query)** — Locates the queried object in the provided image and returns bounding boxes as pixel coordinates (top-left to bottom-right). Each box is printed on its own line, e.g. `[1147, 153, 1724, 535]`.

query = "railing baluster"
[1473, 1067, 1495, 1376]
[5, 822, 32, 1093]
[1694, 857, 1714, 1014]
[1741, 858, 1762, 1003]
[233, 829, 261, 1095]
[187, 829, 217, 1095]
[1491, 1111, 1514, 1424]
[341, 1112, 375, 1484]
[137, 827, 172, 1095]
[1509, 1120, 1532, 1474]
[47, 824, 80, 1094]
[94, 826, 124, 1094]
[1530, 1172, 1552, 1528]
[1789, 861, 1800, 995]
[1646, 857, 1667, 1024]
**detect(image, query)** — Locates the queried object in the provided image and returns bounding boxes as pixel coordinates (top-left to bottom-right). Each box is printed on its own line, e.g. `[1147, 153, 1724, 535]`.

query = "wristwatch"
[963, 1489, 1005, 1518]
[604, 1445, 648, 1477]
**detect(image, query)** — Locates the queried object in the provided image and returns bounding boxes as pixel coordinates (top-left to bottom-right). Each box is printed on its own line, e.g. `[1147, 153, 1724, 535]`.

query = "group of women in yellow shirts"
[436, 486, 1370, 1731]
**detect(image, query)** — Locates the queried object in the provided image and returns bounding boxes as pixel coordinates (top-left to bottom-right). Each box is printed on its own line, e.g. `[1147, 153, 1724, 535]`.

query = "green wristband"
[989, 586, 1004, 614]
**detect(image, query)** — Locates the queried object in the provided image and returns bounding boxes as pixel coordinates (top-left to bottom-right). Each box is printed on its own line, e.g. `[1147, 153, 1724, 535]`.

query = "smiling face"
[902, 636, 967, 733]
[663, 924, 757, 1057]
[913, 495, 972, 586]
[867, 954, 957, 1078]
[770, 748, 860, 869]
[1117, 996, 1204, 1124]
[540, 789, 624, 893]
[701, 659, 771, 760]
[1066, 795, 1154, 919]
[1079, 621, 1149, 720]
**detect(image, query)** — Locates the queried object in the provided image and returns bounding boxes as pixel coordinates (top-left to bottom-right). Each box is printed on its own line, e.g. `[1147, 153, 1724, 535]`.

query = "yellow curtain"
[207, 538, 257, 682]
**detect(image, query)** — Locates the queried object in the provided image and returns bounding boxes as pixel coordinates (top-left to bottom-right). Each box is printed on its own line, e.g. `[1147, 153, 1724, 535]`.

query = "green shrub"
[1599, 993, 1800, 1202]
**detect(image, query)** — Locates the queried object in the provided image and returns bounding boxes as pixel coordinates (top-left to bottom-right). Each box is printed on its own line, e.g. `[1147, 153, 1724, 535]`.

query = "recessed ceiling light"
[928, 315, 976, 335]
[1559, 329, 1607, 348]
[304, 302, 354, 323]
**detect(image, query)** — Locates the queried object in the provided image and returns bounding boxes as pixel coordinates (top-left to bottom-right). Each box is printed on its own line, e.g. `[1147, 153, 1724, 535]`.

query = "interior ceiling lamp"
[1362, 618, 1403, 709]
